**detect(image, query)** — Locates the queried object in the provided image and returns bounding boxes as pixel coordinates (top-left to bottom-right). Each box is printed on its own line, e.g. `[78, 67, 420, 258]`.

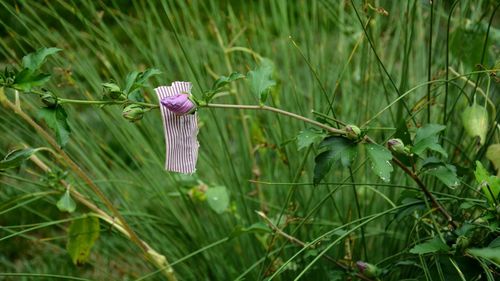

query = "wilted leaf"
[39, 105, 71, 147]
[314, 137, 358, 184]
[67, 214, 100, 265]
[247, 58, 276, 104]
[206, 186, 229, 214]
[296, 128, 326, 151]
[424, 164, 460, 188]
[0, 148, 38, 170]
[462, 104, 488, 145]
[410, 236, 450, 254]
[366, 143, 393, 182]
[486, 144, 500, 175]
[412, 124, 447, 157]
[21, 47, 61, 70]
[56, 190, 76, 213]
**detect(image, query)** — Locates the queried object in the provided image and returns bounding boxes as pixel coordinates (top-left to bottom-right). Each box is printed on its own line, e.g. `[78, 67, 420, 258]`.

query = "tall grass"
[0, 0, 499, 280]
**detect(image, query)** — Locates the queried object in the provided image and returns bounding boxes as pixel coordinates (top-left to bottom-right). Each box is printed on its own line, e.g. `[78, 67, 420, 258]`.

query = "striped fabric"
[155, 82, 199, 174]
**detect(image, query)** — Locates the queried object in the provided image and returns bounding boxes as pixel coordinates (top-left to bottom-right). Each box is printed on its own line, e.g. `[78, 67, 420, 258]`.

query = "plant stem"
[203, 103, 345, 135]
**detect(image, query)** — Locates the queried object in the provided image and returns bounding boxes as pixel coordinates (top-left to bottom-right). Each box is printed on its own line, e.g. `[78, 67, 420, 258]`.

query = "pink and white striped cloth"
[155, 82, 199, 174]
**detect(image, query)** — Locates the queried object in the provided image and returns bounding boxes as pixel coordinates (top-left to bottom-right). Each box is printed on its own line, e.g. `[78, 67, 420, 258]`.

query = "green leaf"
[467, 248, 500, 263]
[314, 137, 358, 184]
[56, 189, 76, 213]
[229, 222, 271, 240]
[462, 104, 488, 145]
[14, 72, 52, 91]
[247, 58, 276, 104]
[296, 128, 326, 151]
[424, 164, 460, 188]
[66, 214, 100, 265]
[410, 236, 450, 254]
[22, 47, 61, 70]
[135, 68, 161, 86]
[412, 124, 447, 157]
[39, 105, 71, 147]
[474, 161, 500, 204]
[102, 82, 121, 93]
[206, 186, 229, 214]
[366, 143, 393, 182]
[123, 70, 139, 95]
[0, 148, 38, 170]
[212, 72, 245, 91]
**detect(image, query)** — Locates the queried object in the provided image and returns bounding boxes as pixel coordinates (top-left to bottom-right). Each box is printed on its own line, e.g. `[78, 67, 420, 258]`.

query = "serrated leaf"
[213, 72, 245, 91]
[366, 143, 393, 182]
[66, 214, 100, 265]
[296, 128, 326, 151]
[206, 186, 229, 214]
[0, 148, 38, 170]
[135, 68, 161, 86]
[474, 161, 500, 204]
[424, 164, 460, 188]
[14, 72, 52, 91]
[462, 104, 488, 145]
[39, 105, 71, 147]
[314, 137, 358, 184]
[22, 47, 61, 70]
[410, 236, 450, 254]
[486, 144, 500, 176]
[247, 58, 276, 104]
[56, 189, 76, 213]
[412, 124, 447, 157]
[123, 70, 139, 95]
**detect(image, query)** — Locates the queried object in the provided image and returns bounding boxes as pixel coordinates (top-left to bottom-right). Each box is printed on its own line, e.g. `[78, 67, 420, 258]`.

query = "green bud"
[462, 104, 488, 145]
[41, 92, 58, 108]
[387, 138, 405, 154]
[345, 125, 361, 140]
[122, 104, 145, 122]
[356, 261, 382, 278]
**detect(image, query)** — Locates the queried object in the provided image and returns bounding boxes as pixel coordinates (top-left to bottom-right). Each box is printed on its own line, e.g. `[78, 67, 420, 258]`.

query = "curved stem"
[202, 103, 345, 135]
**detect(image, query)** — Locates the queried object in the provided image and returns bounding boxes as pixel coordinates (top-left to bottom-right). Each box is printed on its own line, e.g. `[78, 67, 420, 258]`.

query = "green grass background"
[0, 0, 499, 280]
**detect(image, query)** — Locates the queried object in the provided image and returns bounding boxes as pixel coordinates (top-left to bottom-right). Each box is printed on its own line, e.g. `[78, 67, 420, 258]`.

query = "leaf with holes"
[366, 143, 393, 182]
[206, 186, 229, 214]
[314, 137, 358, 184]
[247, 58, 276, 104]
[66, 214, 100, 265]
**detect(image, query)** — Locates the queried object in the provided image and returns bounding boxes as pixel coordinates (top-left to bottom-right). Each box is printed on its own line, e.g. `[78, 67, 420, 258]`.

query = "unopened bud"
[102, 83, 123, 99]
[356, 261, 380, 278]
[161, 94, 197, 116]
[462, 104, 488, 145]
[122, 104, 145, 122]
[387, 138, 405, 154]
[345, 125, 361, 140]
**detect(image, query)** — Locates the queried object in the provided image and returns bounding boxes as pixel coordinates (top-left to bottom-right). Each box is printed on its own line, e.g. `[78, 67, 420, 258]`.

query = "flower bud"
[102, 83, 123, 99]
[41, 92, 58, 108]
[462, 104, 488, 145]
[356, 261, 380, 278]
[387, 138, 405, 154]
[122, 104, 144, 122]
[161, 94, 196, 116]
[345, 125, 361, 140]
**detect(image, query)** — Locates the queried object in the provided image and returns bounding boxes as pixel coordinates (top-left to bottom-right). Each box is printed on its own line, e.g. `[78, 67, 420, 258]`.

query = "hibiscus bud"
[122, 104, 144, 122]
[41, 92, 57, 108]
[345, 125, 361, 140]
[462, 104, 488, 145]
[102, 82, 123, 99]
[161, 94, 196, 116]
[356, 261, 380, 278]
[387, 138, 405, 154]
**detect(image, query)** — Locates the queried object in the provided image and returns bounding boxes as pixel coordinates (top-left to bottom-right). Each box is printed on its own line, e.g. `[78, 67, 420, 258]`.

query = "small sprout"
[345, 124, 361, 140]
[122, 104, 145, 122]
[161, 93, 197, 116]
